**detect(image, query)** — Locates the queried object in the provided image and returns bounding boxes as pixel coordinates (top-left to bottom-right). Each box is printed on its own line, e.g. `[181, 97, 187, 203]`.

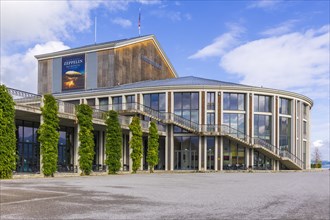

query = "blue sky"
[1, 0, 329, 160]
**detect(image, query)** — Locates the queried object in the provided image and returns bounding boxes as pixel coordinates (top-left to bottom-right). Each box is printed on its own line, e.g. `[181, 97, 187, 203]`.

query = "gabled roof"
[34, 34, 178, 77]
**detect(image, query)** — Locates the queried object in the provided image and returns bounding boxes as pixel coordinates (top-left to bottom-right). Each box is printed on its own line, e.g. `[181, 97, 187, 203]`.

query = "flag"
[138, 8, 141, 36]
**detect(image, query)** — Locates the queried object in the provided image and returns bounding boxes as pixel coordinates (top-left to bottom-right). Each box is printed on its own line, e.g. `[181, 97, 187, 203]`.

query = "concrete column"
[204, 137, 207, 170]
[122, 134, 126, 171]
[99, 131, 104, 166]
[198, 137, 202, 171]
[245, 148, 249, 169]
[74, 124, 81, 174]
[250, 149, 254, 169]
[214, 136, 218, 171]
[219, 137, 223, 171]
[165, 125, 168, 171]
[170, 125, 174, 171]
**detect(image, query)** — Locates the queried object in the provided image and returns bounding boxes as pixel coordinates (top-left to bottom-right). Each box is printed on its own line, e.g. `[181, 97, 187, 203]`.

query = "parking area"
[1, 171, 329, 219]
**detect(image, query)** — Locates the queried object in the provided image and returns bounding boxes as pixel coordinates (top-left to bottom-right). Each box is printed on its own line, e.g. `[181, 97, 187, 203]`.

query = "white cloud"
[313, 140, 324, 148]
[137, 0, 161, 5]
[248, 0, 281, 9]
[220, 25, 330, 91]
[1, 41, 70, 93]
[150, 9, 192, 22]
[261, 20, 298, 36]
[188, 25, 244, 59]
[0, 0, 129, 47]
[112, 17, 132, 28]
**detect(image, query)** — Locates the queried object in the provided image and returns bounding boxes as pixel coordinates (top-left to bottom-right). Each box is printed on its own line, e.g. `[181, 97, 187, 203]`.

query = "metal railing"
[92, 164, 107, 172]
[57, 164, 78, 173]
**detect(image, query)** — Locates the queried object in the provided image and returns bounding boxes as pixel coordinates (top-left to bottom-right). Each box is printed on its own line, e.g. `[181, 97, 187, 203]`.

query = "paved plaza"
[1, 171, 329, 219]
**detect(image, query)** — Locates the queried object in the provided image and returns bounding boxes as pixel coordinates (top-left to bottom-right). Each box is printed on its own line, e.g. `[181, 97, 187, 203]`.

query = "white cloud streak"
[261, 20, 299, 36]
[248, 0, 281, 9]
[112, 18, 132, 28]
[188, 25, 244, 59]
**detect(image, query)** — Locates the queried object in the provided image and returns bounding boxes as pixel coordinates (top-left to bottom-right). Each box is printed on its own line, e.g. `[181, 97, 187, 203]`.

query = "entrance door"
[175, 150, 197, 170]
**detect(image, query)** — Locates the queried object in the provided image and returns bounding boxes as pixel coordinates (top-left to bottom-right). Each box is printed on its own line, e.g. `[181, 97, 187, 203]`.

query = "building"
[12, 35, 313, 174]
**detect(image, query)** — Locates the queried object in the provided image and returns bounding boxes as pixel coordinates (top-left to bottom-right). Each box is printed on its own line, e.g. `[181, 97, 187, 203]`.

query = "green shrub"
[38, 94, 60, 177]
[129, 116, 143, 173]
[0, 85, 17, 179]
[105, 110, 122, 174]
[147, 121, 159, 173]
[77, 104, 95, 175]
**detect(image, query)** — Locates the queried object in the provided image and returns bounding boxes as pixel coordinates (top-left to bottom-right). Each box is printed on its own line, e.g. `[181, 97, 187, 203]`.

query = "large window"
[279, 98, 291, 115]
[223, 138, 245, 170]
[303, 104, 308, 119]
[58, 126, 74, 172]
[254, 115, 271, 143]
[303, 121, 307, 139]
[174, 136, 199, 170]
[223, 113, 245, 138]
[207, 137, 215, 170]
[207, 92, 215, 110]
[16, 120, 40, 173]
[224, 93, 245, 110]
[112, 96, 122, 111]
[174, 92, 199, 133]
[99, 97, 108, 111]
[125, 95, 135, 110]
[253, 151, 272, 170]
[143, 93, 166, 112]
[280, 117, 291, 152]
[254, 95, 271, 112]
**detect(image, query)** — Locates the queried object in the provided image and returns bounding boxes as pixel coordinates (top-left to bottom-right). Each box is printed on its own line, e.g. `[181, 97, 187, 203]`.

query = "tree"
[129, 116, 143, 173]
[77, 104, 95, 175]
[0, 85, 17, 179]
[105, 110, 122, 174]
[38, 94, 60, 177]
[147, 121, 159, 173]
[312, 147, 322, 168]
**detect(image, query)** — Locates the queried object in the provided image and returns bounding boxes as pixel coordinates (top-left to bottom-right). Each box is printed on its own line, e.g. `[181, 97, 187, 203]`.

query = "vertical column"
[306, 106, 311, 169]
[74, 124, 81, 174]
[39, 96, 44, 174]
[198, 137, 202, 170]
[292, 99, 296, 156]
[165, 126, 168, 171]
[214, 136, 218, 171]
[122, 133, 126, 171]
[250, 148, 254, 169]
[245, 147, 249, 169]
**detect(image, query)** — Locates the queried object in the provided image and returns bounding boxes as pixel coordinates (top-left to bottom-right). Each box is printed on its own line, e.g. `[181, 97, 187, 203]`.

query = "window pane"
[182, 93, 190, 109]
[144, 94, 150, 107]
[174, 93, 182, 110]
[191, 93, 199, 109]
[238, 94, 245, 110]
[254, 95, 259, 112]
[230, 93, 238, 110]
[151, 94, 159, 110]
[159, 93, 166, 111]
[224, 93, 230, 110]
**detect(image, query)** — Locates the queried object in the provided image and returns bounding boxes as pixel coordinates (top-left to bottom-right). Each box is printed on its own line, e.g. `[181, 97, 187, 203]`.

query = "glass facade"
[254, 95, 271, 112]
[224, 93, 245, 110]
[207, 137, 215, 170]
[223, 138, 245, 170]
[254, 115, 271, 143]
[253, 151, 272, 170]
[112, 96, 122, 111]
[174, 136, 199, 170]
[279, 117, 291, 152]
[143, 93, 166, 112]
[223, 113, 245, 138]
[174, 92, 199, 133]
[279, 98, 291, 115]
[125, 95, 135, 109]
[207, 92, 215, 110]
[99, 97, 109, 111]
[16, 120, 40, 173]
[58, 126, 74, 172]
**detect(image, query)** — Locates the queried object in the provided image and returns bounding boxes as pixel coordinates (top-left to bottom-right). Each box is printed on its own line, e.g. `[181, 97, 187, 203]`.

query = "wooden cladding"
[38, 59, 52, 94]
[96, 40, 175, 89]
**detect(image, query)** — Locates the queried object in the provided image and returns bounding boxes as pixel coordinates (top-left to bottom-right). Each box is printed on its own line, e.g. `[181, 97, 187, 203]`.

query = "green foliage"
[77, 104, 95, 175]
[147, 121, 159, 173]
[38, 94, 60, 177]
[0, 85, 17, 179]
[129, 116, 143, 173]
[311, 163, 322, 168]
[105, 110, 122, 174]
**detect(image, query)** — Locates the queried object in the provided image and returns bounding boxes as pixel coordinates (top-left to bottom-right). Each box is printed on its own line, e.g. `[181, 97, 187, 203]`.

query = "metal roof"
[54, 76, 249, 96]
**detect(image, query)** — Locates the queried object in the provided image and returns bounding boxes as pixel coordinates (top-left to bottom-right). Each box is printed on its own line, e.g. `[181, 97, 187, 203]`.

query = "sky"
[1, 0, 329, 161]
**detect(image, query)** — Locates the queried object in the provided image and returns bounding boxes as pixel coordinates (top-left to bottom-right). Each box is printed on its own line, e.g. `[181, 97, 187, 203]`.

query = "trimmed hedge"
[0, 85, 17, 179]
[105, 110, 122, 174]
[77, 104, 95, 175]
[38, 94, 60, 177]
[147, 121, 159, 173]
[129, 116, 143, 173]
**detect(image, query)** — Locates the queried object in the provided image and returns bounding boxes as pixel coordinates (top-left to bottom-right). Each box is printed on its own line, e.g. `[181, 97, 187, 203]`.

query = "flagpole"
[138, 8, 141, 36]
[94, 16, 97, 44]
